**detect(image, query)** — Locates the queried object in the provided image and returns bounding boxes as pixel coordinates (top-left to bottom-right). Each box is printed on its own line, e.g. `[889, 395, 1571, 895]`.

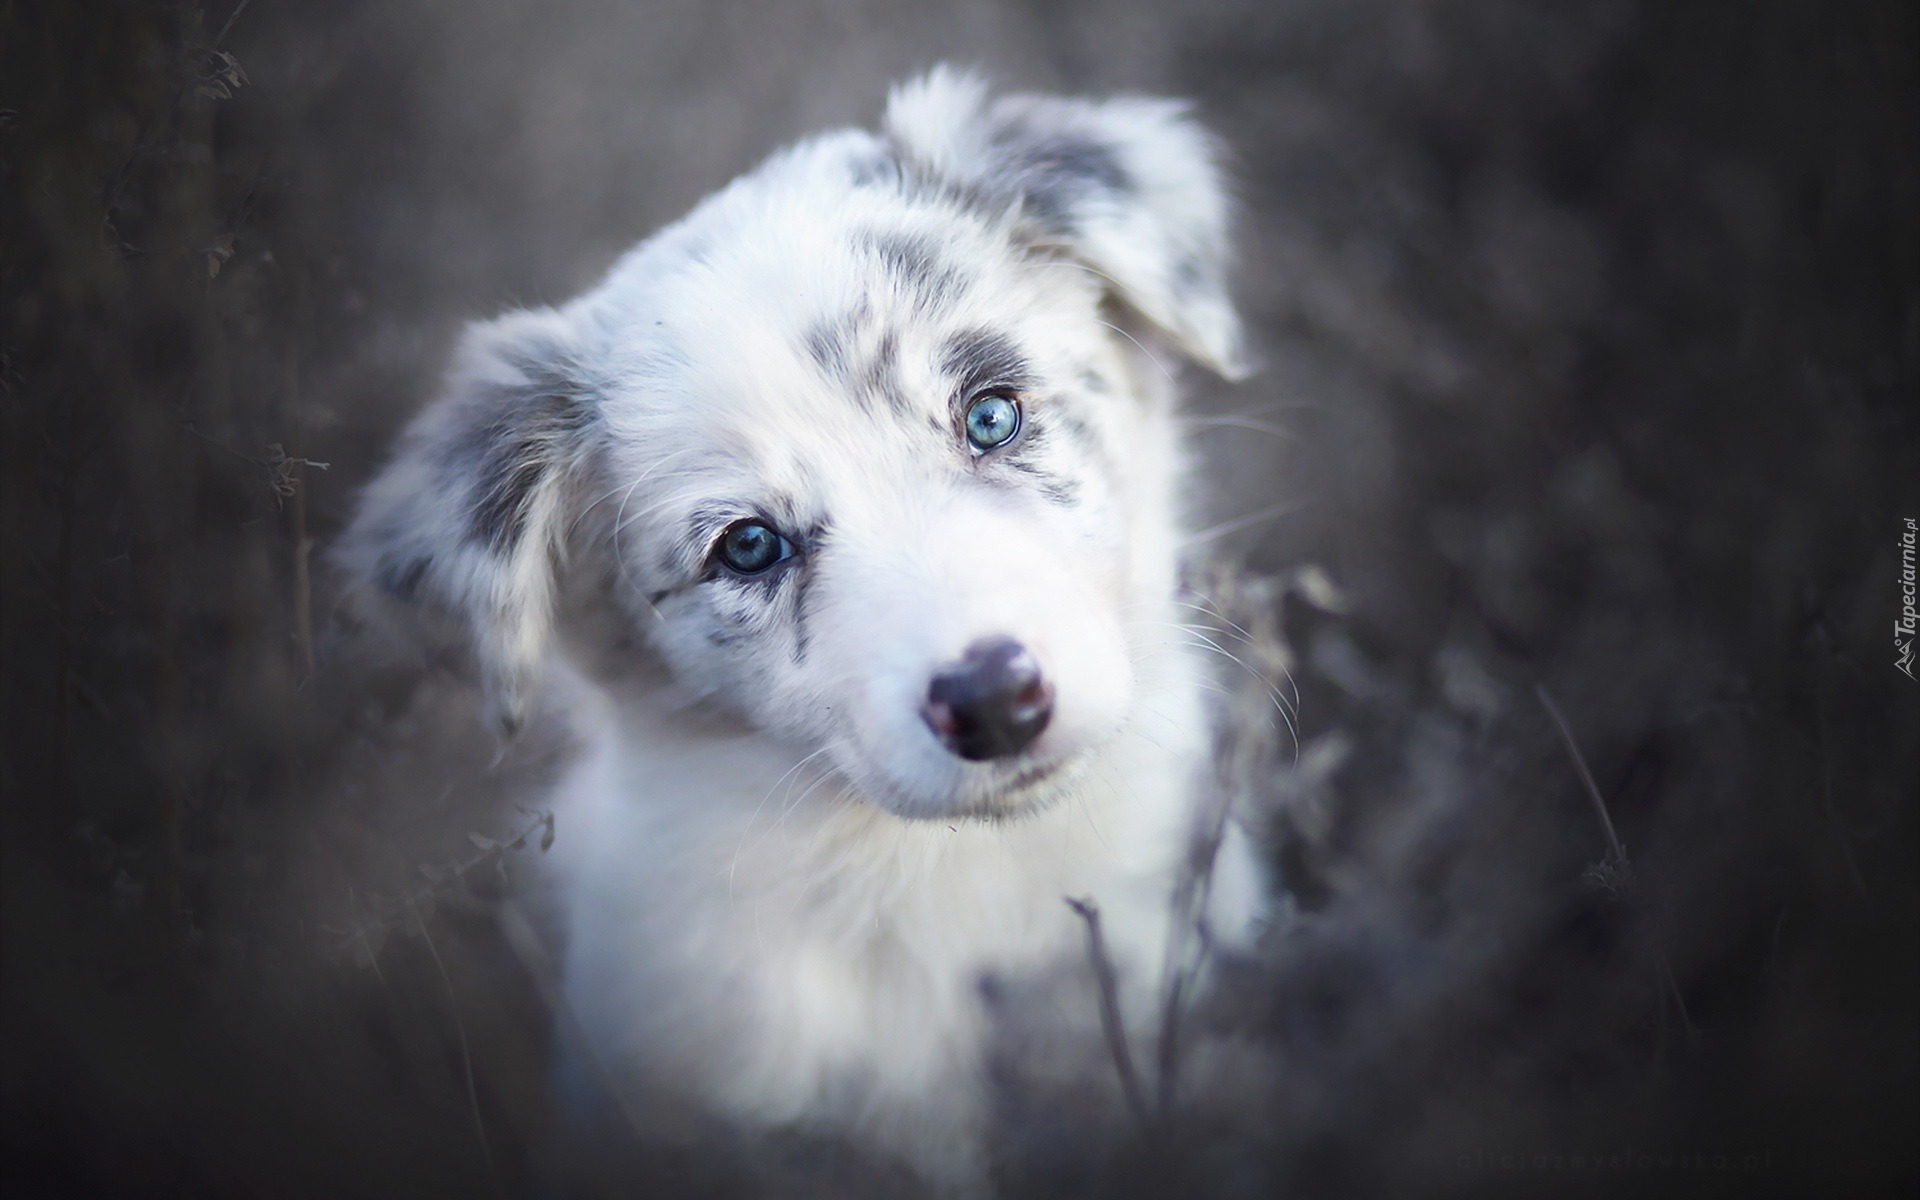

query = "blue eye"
[963, 392, 1021, 451]
[715, 520, 790, 575]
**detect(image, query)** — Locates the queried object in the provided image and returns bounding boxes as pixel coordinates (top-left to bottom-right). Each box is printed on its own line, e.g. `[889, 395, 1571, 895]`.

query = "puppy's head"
[341, 69, 1245, 821]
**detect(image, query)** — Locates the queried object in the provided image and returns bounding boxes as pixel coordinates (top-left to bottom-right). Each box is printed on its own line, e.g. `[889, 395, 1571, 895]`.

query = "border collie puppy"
[342, 67, 1264, 1188]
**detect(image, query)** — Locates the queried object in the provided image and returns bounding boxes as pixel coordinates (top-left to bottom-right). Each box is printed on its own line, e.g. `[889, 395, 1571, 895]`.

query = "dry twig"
[1536, 684, 1695, 1038]
[1065, 896, 1151, 1127]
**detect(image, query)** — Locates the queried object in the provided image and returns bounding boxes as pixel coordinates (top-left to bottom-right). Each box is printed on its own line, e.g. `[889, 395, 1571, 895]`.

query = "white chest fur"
[545, 636, 1257, 1177]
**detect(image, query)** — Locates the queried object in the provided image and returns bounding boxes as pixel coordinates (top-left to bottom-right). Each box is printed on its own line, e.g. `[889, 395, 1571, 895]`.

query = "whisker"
[1182, 499, 1308, 548]
[613, 486, 708, 539]
[571, 477, 643, 538]
[1024, 255, 1127, 294]
[1097, 318, 1176, 386]
[1130, 619, 1299, 752]
[770, 759, 842, 829]
[1011, 263, 1181, 388]
[1185, 581, 1303, 715]
[1165, 597, 1259, 647]
[606, 448, 705, 618]
[1168, 590, 1304, 726]
[729, 744, 838, 899]
[1178, 413, 1297, 440]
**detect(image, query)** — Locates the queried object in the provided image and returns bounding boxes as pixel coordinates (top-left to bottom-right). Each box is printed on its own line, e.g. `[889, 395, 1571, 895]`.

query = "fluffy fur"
[340, 68, 1265, 1187]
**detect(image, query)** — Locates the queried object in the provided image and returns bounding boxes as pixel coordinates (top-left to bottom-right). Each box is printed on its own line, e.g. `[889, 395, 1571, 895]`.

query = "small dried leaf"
[1296, 564, 1348, 613]
[203, 236, 234, 278]
[1581, 851, 1636, 899]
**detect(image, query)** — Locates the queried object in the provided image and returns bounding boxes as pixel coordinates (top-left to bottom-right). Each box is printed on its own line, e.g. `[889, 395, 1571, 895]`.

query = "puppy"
[341, 68, 1265, 1187]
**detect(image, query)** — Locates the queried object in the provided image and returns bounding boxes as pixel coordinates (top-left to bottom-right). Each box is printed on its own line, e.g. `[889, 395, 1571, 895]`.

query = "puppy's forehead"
[595, 135, 1105, 529]
[702, 213, 1036, 385]
[623, 141, 1086, 383]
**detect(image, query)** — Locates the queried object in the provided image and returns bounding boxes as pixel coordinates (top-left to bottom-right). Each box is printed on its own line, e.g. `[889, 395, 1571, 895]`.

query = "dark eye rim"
[962, 389, 1024, 454]
[707, 517, 795, 578]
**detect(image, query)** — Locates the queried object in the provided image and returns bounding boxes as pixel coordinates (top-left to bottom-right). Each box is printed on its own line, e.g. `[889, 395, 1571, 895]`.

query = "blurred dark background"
[3, 1, 1915, 1196]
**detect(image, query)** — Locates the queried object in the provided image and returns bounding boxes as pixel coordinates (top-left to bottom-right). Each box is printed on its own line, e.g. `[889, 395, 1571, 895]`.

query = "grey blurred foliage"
[3, 1, 1916, 1197]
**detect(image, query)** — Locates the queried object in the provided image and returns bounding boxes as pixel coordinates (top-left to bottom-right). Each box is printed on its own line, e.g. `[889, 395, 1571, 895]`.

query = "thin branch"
[408, 898, 504, 1196]
[180, 422, 329, 507]
[1535, 684, 1624, 859]
[322, 809, 555, 958]
[1812, 649, 1873, 909]
[1536, 684, 1696, 1038]
[496, 903, 653, 1141]
[1065, 896, 1150, 1127]
[1155, 732, 1248, 1111]
[212, 0, 254, 50]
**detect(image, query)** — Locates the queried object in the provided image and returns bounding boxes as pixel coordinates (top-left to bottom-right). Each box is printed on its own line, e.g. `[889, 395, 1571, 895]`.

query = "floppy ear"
[336, 307, 603, 734]
[885, 67, 1249, 379]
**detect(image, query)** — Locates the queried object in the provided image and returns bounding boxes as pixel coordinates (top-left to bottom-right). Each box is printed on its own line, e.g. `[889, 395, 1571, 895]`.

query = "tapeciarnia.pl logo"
[1898, 517, 1917, 679]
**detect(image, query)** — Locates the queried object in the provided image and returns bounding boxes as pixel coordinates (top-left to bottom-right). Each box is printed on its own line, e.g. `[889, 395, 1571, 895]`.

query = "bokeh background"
[3, 1, 1915, 1196]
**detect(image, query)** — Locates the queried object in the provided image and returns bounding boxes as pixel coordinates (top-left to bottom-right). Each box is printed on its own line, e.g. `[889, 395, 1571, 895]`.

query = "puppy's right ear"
[336, 307, 603, 735]
[885, 67, 1250, 380]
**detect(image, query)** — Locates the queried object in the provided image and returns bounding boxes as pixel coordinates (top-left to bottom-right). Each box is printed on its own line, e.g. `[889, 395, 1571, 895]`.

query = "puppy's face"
[608, 197, 1159, 818]
[342, 71, 1245, 822]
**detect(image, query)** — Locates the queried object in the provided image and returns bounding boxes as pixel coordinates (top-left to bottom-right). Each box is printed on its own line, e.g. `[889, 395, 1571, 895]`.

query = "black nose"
[923, 637, 1054, 761]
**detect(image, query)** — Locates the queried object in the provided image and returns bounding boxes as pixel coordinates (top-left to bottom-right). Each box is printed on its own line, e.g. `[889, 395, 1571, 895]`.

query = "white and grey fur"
[340, 68, 1265, 1186]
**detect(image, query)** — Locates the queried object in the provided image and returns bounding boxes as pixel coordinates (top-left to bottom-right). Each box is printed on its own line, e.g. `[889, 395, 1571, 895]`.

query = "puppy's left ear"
[887, 68, 1250, 379]
[335, 307, 604, 734]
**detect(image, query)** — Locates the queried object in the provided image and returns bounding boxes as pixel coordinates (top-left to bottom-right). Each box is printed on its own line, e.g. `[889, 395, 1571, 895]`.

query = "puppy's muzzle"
[922, 637, 1054, 761]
